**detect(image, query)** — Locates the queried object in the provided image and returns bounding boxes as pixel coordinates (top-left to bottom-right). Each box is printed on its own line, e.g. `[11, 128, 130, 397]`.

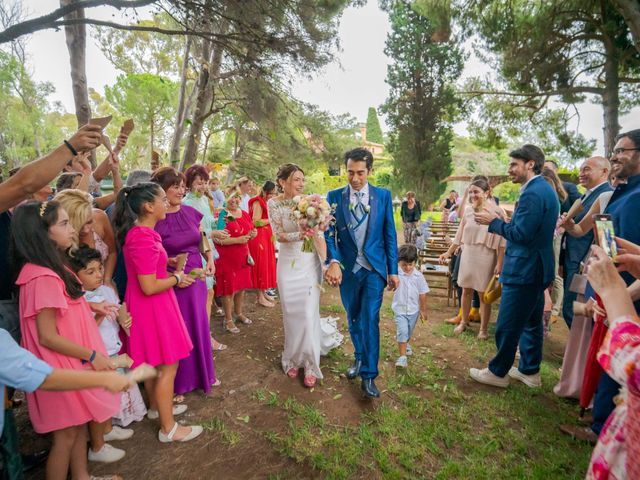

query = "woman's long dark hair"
[113, 182, 163, 248]
[10, 201, 83, 299]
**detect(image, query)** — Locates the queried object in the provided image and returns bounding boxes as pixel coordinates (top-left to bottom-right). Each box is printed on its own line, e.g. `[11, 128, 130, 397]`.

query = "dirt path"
[18, 287, 571, 480]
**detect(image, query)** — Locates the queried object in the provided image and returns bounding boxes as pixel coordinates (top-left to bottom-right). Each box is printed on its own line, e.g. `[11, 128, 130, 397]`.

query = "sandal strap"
[166, 422, 179, 441]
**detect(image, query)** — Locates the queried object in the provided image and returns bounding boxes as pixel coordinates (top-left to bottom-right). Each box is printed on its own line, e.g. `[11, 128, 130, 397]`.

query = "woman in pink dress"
[113, 182, 203, 443]
[11, 200, 122, 480]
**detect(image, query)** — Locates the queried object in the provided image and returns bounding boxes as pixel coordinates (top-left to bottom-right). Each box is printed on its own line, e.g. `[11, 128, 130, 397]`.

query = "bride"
[268, 163, 341, 388]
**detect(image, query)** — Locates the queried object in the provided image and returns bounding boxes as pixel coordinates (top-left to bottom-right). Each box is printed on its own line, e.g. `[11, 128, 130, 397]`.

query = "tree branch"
[460, 86, 604, 97]
[0, 0, 156, 44]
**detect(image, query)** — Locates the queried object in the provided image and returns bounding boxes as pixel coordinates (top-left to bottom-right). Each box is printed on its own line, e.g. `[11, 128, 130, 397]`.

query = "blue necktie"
[352, 191, 367, 229]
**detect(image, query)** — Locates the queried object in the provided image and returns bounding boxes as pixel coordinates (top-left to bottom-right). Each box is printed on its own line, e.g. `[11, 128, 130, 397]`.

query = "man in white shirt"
[237, 176, 253, 213]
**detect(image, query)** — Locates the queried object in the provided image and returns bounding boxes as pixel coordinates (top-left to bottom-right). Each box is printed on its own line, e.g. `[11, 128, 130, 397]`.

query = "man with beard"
[560, 129, 640, 443]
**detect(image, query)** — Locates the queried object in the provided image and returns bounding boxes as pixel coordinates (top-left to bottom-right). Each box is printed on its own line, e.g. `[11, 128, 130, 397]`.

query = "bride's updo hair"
[276, 164, 305, 193]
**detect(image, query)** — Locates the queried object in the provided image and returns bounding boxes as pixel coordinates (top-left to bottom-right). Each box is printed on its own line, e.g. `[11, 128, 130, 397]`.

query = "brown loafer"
[559, 424, 598, 445]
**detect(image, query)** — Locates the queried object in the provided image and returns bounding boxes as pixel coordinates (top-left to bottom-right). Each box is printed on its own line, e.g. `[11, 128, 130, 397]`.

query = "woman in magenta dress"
[214, 187, 257, 333]
[11, 200, 121, 480]
[113, 182, 203, 443]
[151, 167, 218, 396]
[248, 181, 278, 308]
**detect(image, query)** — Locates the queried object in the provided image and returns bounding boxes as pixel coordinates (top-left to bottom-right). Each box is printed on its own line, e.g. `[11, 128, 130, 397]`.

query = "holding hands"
[324, 262, 342, 287]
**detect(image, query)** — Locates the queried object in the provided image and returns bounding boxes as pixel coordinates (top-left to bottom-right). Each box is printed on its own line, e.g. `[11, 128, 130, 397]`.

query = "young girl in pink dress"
[11, 200, 122, 480]
[112, 182, 203, 443]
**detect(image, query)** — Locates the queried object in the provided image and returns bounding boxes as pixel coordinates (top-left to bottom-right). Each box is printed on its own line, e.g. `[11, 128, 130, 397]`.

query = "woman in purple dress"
[152, 167, 218, 396]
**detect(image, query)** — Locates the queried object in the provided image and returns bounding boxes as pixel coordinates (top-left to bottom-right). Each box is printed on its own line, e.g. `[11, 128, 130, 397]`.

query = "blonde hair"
[53, 189, 93, 250]
[225, 186, 242, 203]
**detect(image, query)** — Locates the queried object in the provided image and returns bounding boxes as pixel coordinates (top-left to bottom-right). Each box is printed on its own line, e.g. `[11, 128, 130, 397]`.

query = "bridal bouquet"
[292, 194, 334, 252]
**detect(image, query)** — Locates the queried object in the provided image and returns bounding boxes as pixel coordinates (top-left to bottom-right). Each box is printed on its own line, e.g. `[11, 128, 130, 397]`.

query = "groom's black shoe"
[361, 379, 380, 398]
[346, 360, 362, 380]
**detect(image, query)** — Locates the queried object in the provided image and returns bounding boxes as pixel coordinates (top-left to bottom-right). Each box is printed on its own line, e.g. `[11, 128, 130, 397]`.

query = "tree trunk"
[201, 131, 212, 163]
[601, 11, 621, 156]
[611, 0, 640, 54]
[169, 37, 192, 168]
[149, 118, 155, 156]
[180, 19, 228, 171]
[60, 0, 94, 166]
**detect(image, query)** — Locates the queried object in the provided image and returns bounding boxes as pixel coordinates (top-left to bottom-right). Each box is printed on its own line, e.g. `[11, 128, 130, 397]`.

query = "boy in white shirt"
[392, 244, 429, 368]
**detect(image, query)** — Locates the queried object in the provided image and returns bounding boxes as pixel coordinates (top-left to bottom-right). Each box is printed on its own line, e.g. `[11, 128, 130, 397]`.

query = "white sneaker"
[469, 367, 509, 388]
[406, 345, 413, 356]
[158, 422, 203, 443]
[147, 404, 187, 420]
[88, 443, 125, 463]
[395, 355, 408, 368]
[508, 367, 542, 388]
[103, 425, 134, 442]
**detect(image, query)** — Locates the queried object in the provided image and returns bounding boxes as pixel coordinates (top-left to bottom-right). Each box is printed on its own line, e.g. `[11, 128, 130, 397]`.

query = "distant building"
[357, 123, 385, 156]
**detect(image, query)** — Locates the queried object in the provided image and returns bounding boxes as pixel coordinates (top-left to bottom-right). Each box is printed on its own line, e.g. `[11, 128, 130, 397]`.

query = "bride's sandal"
[287, 368, 299, 378]
[223, 319, 240, 334]
[233, 314, 252, 325]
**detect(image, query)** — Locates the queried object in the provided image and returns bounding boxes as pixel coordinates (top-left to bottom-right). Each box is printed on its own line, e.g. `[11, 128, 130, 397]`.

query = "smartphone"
[592, 214, 617, 259]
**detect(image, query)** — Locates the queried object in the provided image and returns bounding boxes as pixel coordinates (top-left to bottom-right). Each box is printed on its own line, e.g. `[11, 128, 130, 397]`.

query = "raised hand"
[67, 124, 102, 153]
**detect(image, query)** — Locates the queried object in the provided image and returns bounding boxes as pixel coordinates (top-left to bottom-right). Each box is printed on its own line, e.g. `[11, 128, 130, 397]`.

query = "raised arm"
[0, 125, 102, 212]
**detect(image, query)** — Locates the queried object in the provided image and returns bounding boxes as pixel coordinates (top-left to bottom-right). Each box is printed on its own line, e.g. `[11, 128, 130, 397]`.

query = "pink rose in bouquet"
[292, 194, 334, 252]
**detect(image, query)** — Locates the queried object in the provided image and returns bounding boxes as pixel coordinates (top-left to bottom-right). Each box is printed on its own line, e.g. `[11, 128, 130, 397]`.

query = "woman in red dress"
[213, 188, 257, 333]
[248, 181, 278, 307]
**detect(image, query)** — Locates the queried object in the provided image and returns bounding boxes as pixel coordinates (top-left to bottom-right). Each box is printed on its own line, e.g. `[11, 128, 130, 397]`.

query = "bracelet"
[63, 140, 78, 156]
[173, 273, 181, 285]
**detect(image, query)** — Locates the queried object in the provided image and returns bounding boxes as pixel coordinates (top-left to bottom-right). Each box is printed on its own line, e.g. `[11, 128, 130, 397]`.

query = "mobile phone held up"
[592, 214, 618, 260]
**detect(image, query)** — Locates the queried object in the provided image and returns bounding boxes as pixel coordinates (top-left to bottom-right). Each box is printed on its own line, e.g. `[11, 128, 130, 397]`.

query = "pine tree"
[380, 1, 463, 202]
[365, 107, 384, 144]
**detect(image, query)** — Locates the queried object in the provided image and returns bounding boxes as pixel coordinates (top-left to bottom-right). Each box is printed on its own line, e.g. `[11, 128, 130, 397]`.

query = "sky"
[19, 0, 640, 157]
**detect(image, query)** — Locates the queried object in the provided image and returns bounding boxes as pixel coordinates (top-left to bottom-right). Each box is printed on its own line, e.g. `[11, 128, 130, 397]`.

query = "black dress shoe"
[361, 379, 380, 398]
[346, 360, 362, 380]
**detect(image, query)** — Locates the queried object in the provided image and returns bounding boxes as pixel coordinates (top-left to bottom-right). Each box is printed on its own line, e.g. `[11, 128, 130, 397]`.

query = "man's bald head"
[578, 156, 610, 189]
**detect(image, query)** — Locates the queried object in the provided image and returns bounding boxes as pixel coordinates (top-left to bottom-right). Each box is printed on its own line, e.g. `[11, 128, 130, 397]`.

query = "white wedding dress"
[268, 198, 343, 379]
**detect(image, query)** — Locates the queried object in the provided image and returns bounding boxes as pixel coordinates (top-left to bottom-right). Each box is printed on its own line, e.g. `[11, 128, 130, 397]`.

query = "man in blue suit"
[470, 144, 559, 388]
[561, 156, 612, 329]
[324, 148, 399, 398]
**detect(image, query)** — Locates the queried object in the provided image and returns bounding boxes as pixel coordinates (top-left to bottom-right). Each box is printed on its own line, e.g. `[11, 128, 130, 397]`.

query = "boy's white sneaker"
[88, 443, 125, 463]
[508, 367, 542, 388]
[103, 425, 134, 442]
[406, 344, 413, 356]
[395, 355, 408, 368]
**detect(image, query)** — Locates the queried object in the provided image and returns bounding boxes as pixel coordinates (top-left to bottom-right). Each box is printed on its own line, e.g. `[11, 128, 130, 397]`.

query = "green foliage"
[427, 0, 640, 153]
[380, 1, 464, 204]
[365, 106, 384, 144]
[0, 51, 67, 174]
[104, 73, 179, 162]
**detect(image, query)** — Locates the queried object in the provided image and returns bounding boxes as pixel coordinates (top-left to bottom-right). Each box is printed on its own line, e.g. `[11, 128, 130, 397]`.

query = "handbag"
[483, 275, 502, 305]
[199, 231, 212, 255]
[247, 254, 255, 266]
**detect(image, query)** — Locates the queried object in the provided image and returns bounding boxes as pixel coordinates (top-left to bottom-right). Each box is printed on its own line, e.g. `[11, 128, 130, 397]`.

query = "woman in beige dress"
[439, 178, 505, 339]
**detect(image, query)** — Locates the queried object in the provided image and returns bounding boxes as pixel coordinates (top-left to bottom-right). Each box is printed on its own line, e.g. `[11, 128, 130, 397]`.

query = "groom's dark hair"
[344, 148, 374, 170]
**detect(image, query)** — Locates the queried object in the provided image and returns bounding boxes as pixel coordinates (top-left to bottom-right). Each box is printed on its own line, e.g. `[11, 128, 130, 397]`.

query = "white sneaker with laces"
[103, 425, 134, 442]
[88, 443, 125, 463]
[147, 404, 187, 420]
[395, 355, 408, 368]
[508, 367, 542, 388]
[469, 367, 509, 388]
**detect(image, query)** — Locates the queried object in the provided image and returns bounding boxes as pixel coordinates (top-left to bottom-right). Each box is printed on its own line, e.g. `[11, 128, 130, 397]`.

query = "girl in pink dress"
[113, 182, 203, 443]
[11, 201, 122, 480]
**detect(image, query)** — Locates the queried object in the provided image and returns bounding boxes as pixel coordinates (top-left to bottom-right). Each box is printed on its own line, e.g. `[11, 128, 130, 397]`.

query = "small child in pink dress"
[12, 201, 121, 480]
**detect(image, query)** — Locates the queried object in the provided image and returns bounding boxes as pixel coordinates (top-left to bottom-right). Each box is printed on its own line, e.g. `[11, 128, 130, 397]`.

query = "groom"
[324, 148, 398, 398]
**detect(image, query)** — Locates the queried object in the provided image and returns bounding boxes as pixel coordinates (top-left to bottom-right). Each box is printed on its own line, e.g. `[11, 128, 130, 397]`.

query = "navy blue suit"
[487, 176, 559, 377]
[325, 184, 398, 380]
[591, 174, 640, 435]
[561, 181, 581, 214]
[562, 182, 612, 328]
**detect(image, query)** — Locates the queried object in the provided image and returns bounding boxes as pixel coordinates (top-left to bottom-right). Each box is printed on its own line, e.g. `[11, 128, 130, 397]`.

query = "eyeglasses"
[608, 147, 640, 158]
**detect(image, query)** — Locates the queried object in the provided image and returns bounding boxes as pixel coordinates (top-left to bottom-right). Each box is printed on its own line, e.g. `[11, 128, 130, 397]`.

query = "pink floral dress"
[588, 315, 640, 479]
